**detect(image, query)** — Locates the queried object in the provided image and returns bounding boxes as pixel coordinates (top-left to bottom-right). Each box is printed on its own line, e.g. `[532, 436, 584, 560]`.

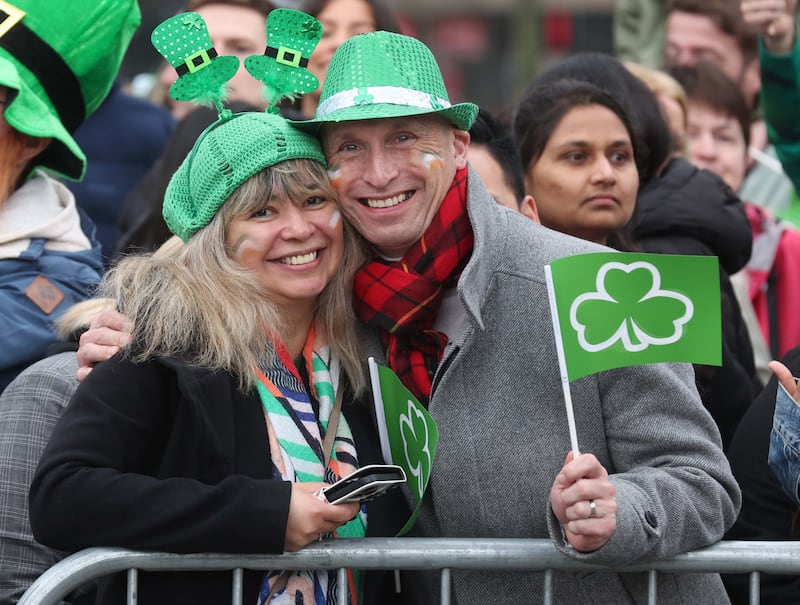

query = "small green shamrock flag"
[368, 357, 438, 536]
[545, 252, 722, 382]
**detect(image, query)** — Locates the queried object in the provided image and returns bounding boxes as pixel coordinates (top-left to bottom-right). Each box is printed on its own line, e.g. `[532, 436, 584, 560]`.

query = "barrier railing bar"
[543, 568, 553, 605]
[126, 568, 136, 605]
[19, 539, 800, 605]
[337, 567, 347, 604]
[647, 569, 657, 605]
[232, 567, 243, 605]
[440, 568, 451, 605]
[750, 571, 760, 605]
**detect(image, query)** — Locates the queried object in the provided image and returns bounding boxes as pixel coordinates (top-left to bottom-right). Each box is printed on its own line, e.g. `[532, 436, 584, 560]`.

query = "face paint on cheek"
[229, 232, 267, 265]
[421, 152, 444, 173]
[328, 209, 341, 229]
[327, 166, 343, 190]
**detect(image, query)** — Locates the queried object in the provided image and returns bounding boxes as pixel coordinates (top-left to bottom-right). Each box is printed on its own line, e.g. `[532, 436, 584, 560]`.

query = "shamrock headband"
[152, 8, 327, 242]
[151, 7, 323, 116]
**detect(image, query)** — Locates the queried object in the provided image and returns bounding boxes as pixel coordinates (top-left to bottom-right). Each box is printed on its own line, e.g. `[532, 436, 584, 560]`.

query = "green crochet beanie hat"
[0, 0, 140, 180]
[292, 31, 478, 133]
[163, 112, 326, 242]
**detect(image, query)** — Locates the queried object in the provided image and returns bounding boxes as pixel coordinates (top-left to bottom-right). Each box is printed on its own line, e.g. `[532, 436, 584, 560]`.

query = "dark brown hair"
[298, 0, 400, 32]
[184, 0, 275, 15]
[668, 61, 751, 148]
[667, 0, 758, 62]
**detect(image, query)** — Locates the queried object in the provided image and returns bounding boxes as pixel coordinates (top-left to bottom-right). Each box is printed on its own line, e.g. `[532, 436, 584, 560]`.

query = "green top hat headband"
[292, 31, 478, 133]
[151, 12, 240, 111]
[152, 8, 323, 116]
[154, 9, 327, 242]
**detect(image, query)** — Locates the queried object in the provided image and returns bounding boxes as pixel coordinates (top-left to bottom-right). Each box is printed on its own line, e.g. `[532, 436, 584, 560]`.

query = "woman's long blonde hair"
[101, 159, 367, 393]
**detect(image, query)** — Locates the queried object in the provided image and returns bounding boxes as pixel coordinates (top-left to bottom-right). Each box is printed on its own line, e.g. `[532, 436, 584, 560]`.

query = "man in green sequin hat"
[292, 30, 741, 605]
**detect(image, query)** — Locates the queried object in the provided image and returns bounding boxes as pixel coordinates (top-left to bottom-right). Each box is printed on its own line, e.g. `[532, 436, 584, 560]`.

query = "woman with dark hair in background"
[519, 52, 758, 450]
[513, 79, 640, 251]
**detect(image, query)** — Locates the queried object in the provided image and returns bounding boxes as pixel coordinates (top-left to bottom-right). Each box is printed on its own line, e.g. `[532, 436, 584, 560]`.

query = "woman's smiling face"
[226, 185, 344, 312]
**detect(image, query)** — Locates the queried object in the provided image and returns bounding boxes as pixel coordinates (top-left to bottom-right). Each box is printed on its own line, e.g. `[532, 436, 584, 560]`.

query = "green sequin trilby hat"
[156, 9, 326, 242]
[292, 31, 478, 133]
[0, 0, 140, 180]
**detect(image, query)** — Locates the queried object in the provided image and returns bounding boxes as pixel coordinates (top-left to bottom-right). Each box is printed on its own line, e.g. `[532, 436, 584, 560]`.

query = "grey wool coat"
[361, 169, 741, 605]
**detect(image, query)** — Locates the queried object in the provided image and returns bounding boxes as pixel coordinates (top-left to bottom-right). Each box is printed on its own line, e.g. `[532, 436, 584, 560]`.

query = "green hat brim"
[169, 55, 240, 102]
[292, 101, 479, 134]
[0, 55, 85, 180]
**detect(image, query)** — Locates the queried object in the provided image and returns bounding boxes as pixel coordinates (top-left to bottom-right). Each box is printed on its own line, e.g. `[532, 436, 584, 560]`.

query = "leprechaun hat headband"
[245, 8, 323, 100]
[151, 12, 240, 106]
[0, 0, 140, 180]
[292, 31, 478, 132]
[156, 9, 326, 242]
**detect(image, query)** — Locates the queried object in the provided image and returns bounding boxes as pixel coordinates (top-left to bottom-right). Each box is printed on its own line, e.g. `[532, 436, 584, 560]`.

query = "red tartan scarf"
[354, 167, 473, 404]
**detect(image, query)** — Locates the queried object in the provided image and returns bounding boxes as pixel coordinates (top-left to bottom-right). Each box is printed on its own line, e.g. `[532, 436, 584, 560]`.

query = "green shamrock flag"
[368, 357, 438, 536]
[545, 252, 721, 453]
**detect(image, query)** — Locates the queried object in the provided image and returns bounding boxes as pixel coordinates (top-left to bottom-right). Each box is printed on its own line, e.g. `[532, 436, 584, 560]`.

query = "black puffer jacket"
[633, 157, 759, 449]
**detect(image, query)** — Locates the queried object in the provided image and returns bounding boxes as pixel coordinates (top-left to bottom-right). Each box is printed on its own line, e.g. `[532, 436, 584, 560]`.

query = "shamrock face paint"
[320, 115, 469, 258]
[226, 190, 343, 312]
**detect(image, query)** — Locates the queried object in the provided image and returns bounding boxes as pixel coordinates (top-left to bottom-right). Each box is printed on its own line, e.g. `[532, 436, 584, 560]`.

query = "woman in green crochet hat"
[30, 10, 404, 605]
[0, 0, 140, 391]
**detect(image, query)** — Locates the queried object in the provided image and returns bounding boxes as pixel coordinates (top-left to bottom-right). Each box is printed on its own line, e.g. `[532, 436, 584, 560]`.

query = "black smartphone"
[322, 464, 407, 504]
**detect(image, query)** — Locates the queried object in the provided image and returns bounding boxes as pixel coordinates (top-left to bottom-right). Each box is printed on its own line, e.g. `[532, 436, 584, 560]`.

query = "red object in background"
[544, 9, 573, 52]
[431, 17, 489, 61]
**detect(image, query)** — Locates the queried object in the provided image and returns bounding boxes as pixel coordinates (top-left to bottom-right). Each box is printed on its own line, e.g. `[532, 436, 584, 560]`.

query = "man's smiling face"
[321, 115, 469, 258]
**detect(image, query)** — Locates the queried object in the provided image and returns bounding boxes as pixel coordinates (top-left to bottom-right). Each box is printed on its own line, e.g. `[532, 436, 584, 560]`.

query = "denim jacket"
[769, 382, 800, 508]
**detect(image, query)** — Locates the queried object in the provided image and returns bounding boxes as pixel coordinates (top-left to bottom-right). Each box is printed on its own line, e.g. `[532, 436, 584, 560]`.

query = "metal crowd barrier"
[18, 538, 800, 605]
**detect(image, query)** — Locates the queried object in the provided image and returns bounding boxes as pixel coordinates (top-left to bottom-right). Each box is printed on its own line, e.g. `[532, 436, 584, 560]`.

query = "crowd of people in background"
[2, 0, 800, 603]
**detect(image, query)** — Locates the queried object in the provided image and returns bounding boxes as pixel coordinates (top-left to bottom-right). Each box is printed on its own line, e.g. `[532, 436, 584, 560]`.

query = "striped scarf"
[256, 324, 366, 604]
[354, 167, 473, 404]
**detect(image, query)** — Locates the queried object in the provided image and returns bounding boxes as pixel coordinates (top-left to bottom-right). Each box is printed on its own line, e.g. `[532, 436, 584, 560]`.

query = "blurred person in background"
[64, 80, 175, 265]
[467, 107, 536, 215]
[670, 61, 800, 383]
[623, 61, 690, 157]
[664, 0, 796, 215]
[0, 0, 140, 393]
[740, 0, 800, 227]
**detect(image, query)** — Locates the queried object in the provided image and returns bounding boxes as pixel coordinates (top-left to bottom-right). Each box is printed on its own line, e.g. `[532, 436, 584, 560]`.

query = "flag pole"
[544, 264, 581, 456]
[368, 357, 393, 465]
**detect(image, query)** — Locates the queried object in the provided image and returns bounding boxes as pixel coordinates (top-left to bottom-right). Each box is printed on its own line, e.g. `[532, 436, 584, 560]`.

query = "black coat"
[633, 157, 760, 448]
[29, 355, 407, 604]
